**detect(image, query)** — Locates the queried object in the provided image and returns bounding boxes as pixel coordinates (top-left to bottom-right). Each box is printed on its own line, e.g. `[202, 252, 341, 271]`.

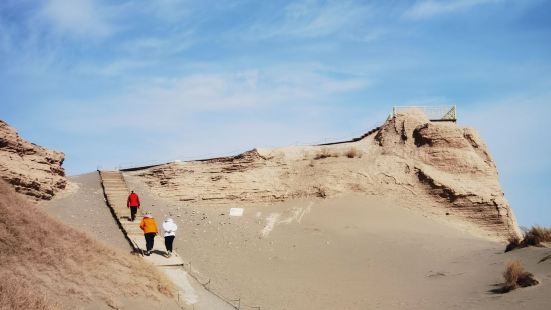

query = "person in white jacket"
[162, 217, 178, 257]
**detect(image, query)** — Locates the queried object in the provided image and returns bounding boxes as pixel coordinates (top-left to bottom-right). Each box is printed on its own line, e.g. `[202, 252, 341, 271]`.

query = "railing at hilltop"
[392, 105, 457, 122]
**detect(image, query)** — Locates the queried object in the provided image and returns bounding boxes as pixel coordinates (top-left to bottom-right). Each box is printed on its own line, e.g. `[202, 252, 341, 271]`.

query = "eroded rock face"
[127, 111, 521, 240]
[0, 120, 66, 200]
[375, 111, 521, 239]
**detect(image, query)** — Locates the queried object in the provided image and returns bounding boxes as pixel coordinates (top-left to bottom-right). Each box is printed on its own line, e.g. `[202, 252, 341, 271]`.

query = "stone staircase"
[98, 170, 236, 309]
[99, 170, 184, 266]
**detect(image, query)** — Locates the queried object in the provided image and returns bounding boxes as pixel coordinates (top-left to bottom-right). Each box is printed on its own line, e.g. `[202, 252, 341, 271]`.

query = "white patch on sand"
[296, 202, 313, 224]
[261, 213, 281, 237]
[279, 202, 313, 224]
[278, 209, 301, 224]
[230, 208, 244, 216]
[260, 203, 314, 237]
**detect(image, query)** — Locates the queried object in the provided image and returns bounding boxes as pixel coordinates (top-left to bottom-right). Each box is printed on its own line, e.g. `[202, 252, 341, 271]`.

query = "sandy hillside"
[124, 176, 551, 310]
[115, 111, 548, 309]
[43, 172, 131, 250]
[0, 120, 182, 310]
[0, 180, 180, 310]
[22, 110, 549, 309]
[127, 111, 520, 240]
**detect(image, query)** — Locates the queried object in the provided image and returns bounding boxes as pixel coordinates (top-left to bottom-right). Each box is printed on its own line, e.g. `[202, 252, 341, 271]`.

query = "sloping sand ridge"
[111, 110, 551, 309]
[129, 110, 521, 240]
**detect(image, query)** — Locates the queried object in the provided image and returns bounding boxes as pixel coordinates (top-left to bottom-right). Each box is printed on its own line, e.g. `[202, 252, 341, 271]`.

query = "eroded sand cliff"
[127, 110, 521, 240]
[0, 120, 66, 200]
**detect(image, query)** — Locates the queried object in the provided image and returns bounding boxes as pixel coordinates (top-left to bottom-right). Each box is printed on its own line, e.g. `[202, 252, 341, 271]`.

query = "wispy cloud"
[146, 0, 189, 21]
[74, 59, 157, 77]
[52, 68, 369, 132]
[248, 0, 372, 39]
[119, 30, 196, 57]
[403, 0, 502, 20]
[39, 0, 116, 38]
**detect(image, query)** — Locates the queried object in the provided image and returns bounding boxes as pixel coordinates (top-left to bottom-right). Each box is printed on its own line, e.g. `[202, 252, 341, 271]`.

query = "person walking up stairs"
[127, 190, 140, 221]
[162, 217, 177, 257]
[139, 211, 158, 256]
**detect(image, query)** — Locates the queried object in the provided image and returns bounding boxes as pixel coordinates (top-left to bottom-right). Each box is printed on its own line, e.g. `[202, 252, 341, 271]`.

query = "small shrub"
[314, 148, 338, 160]
[345, 147, 362, 158]
[503, 260, 523, 290]
[505, 236, 521, 252]
[314, 186, 327, 198]
[505, 225, 551, 252]
[526, 226, 551, 243]
[500, 260, 539, 293]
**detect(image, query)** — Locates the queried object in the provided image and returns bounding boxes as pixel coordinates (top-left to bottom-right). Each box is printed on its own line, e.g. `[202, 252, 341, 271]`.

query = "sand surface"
[40, 171, 551, 309]
[43, 172, 131, 251]
[121, 174, 551, 310]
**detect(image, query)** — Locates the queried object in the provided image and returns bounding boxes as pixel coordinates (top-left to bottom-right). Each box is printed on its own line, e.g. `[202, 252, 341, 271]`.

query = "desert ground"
[42, 171, 551, 310]
[0, 180, 180, 310]
[3, 112, 550, 309]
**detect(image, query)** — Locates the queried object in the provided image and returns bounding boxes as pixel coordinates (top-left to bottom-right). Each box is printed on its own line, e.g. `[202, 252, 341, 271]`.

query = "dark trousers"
[130, 207, 138, 221]
[165, 235, 175, 252]
[145, 233, 155, 252]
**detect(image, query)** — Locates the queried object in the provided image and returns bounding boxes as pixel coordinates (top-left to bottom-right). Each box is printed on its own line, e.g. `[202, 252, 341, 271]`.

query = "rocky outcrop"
[0, 120, 66, 200]
[371, 110, 520, 239]
[127, 110, 521, 240]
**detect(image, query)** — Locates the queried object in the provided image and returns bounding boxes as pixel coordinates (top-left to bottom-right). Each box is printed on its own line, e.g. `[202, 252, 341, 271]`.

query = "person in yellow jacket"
[139, 211, 158, 256]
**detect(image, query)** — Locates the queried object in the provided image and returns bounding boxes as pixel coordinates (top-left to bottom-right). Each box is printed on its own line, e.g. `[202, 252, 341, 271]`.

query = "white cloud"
[53, 68, 370, 132]
[40, 0, 115, 38]
[75, 59, 157, 76]
[147, 0, 189, 21]
[119, 31, 195, 56]
[404, 0, 502, 19]
[248, 0, 372, 39]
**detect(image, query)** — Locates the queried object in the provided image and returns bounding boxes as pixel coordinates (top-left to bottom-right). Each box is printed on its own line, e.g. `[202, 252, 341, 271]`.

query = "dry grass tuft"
[0, 181, 173, 309]
[0, 274, 53, 310]
[499, 260, 539, 293]
[505, 236, 521, 252]
[525, 226, 551, 243]
[314, 148, 339, 160]
[344, 147, 362, 158]
[314, 185, 327, 198]
[503, 260, 523, 290]
[505, 225, 551, 252]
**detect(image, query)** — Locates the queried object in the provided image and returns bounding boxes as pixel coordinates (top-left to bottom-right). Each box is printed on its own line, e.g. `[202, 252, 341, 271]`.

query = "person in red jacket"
[127, 190, 140, 221]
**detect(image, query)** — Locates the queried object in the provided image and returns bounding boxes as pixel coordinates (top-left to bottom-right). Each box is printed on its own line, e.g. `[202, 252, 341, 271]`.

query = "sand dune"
[127, 111, 520, 240]
[3, 111, 549, 309]
[124, 175, 551, 309]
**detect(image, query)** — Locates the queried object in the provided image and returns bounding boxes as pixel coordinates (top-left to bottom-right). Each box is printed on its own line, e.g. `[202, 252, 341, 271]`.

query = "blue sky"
[1, 0, 550, 227]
